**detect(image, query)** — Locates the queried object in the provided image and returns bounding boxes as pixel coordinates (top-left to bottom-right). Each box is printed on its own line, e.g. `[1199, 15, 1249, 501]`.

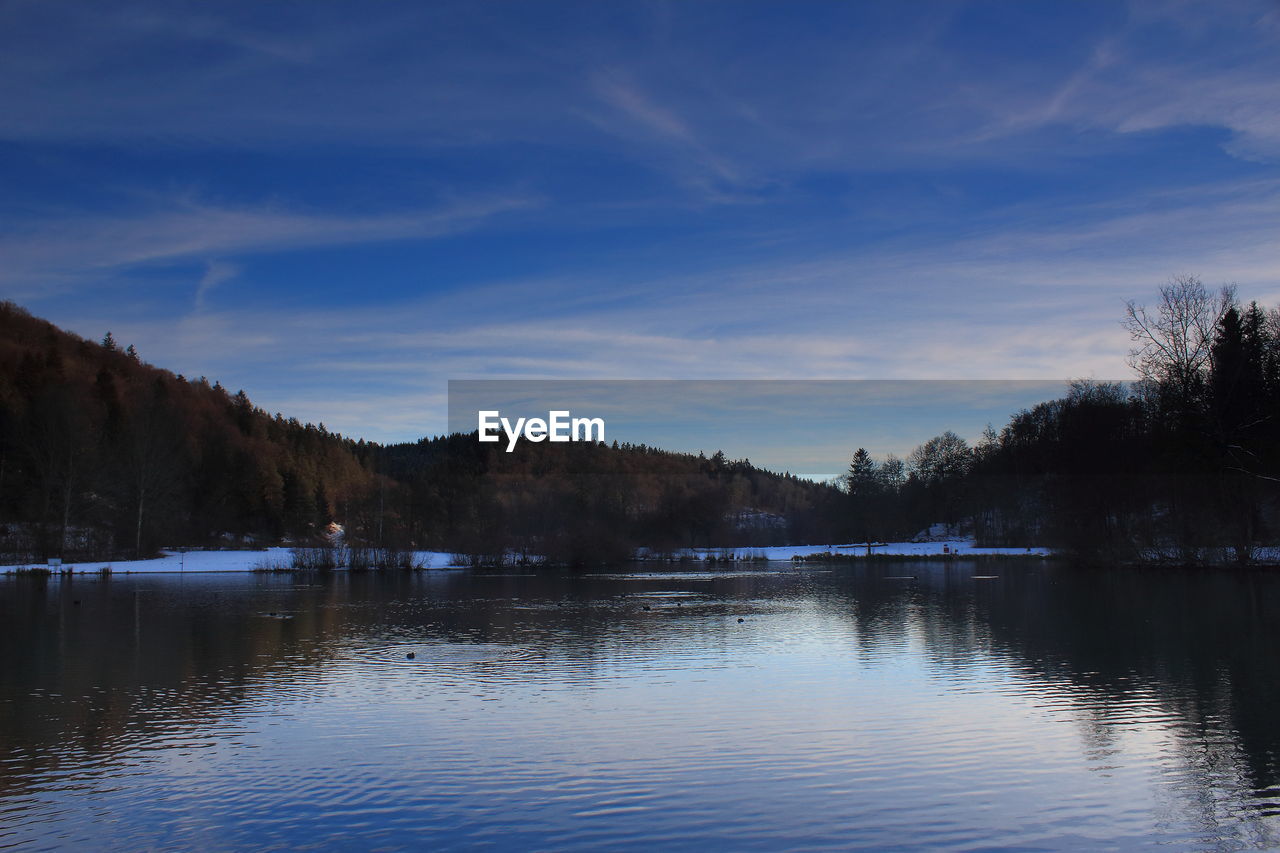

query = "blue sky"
[3, 0, 1279, 445]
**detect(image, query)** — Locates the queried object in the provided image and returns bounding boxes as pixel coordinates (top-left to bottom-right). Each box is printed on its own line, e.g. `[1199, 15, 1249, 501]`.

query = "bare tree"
[908, 431, 972, 528]
[1122, 275, 1235, 407]
[908, 431, 970, 483]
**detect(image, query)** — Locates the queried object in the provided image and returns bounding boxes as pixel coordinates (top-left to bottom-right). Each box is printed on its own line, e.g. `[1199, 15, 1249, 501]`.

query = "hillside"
[377, 434, 844, 564]
[0, 303, 847, 564]
[0, 302, 383, 561]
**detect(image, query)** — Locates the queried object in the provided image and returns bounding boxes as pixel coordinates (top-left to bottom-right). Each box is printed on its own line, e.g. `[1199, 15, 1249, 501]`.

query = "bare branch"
[1121, 275, 1233, 406]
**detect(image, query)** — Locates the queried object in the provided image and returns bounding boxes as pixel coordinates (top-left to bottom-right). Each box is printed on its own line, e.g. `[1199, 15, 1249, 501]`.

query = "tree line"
[834, 276, 1280, 564]
[4, 277, 1277, 567]
[375, 436, 844, 565]
[0, 302, 843, 564]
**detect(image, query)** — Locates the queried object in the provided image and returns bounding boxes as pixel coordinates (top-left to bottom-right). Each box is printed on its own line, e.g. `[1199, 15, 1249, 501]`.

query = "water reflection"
[1, 563, 1277, 850]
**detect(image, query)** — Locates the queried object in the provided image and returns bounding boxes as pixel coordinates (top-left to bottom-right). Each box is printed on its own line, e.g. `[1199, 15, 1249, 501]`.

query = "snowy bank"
[684, 540, 1051, 560]
[0, 547, 464, 575]
[1, 539, 1051, 576]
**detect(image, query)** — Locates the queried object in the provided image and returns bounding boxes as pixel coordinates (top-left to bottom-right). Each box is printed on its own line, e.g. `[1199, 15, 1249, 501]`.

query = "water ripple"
[1, 563, 1278, 850]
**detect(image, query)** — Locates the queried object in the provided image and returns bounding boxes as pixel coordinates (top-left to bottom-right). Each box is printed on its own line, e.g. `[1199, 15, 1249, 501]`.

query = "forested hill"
[0, 302, 845, 564]
[0, 301, 382, 560]
[377, 434, 844, 564]
[7, 280, 1277, 567]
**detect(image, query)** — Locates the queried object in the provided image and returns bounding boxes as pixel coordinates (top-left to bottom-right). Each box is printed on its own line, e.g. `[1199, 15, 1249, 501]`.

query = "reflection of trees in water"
[832, 562, 1280, 845]
[0, 569, 802, 793]
[0, 574, 355, 798]
[2, 564, 1278, 844]
[977, 568, 1279, 793]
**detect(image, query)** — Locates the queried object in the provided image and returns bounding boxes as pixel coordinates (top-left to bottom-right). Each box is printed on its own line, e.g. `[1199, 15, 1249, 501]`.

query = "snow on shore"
[689, 540, 1050, 560]
[1, 539, 1050, 575]
[0, 548, 463, 575]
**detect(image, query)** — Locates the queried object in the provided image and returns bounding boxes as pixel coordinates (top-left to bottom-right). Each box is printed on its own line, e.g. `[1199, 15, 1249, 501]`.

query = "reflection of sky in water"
[449, 380, 1083, 478]
[1, 566, 1276, 850]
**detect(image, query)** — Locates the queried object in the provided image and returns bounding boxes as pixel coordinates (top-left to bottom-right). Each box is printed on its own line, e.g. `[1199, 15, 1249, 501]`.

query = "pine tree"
[1210, 304, 1257, 433]
[844, 448, 878, 496]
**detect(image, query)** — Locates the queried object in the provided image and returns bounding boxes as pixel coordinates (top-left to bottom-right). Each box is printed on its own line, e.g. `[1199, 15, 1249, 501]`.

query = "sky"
[3, 0, 1280, 447]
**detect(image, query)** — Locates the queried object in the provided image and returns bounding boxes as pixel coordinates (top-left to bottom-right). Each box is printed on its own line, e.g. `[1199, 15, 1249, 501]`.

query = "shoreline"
[1, 539, 1050, 575]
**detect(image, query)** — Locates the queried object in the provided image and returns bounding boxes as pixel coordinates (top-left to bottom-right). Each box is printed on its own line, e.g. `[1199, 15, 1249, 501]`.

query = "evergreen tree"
[844, 448, 877, 496]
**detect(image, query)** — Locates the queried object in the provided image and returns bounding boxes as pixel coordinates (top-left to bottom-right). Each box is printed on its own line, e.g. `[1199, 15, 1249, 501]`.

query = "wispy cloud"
[62, 173, 1280, 444]
[586, 71, 765, 201]
[194, 260, 239, 310]
[0, 194, 537, 293]
[6, 0, 1280, 452]
[592, 74, 700, 148]
[969, 5, 1280, 161]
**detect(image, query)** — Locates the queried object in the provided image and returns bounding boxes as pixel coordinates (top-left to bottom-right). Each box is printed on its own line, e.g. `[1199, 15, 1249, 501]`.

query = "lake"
[2, 562, 1278, 850]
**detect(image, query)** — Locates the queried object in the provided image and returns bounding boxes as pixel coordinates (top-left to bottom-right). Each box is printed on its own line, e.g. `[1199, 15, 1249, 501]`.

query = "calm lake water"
[2, 562, 1278, 851]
